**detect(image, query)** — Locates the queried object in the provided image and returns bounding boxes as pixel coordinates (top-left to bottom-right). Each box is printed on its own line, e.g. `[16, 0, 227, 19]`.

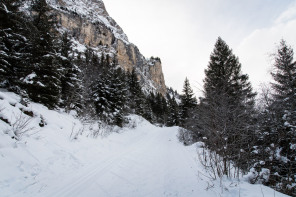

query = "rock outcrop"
[46, 0, 166, 95]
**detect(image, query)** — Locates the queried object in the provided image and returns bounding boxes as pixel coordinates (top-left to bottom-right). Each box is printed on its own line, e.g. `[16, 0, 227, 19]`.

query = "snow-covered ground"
[0, 90, 290, 196]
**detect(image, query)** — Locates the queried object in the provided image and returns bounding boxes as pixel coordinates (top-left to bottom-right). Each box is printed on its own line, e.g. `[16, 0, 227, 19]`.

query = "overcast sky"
[104, 0, 296, 96]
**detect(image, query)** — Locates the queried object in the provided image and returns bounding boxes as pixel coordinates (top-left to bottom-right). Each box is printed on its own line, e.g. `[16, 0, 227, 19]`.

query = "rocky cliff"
[45, 0, 166, 95]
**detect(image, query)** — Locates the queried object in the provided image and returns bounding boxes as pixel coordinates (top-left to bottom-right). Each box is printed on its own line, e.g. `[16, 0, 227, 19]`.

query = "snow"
[37, 82, 45, 87]
[23, 73, 36, 84]
[46, 0, 129, 44]
[2, 3, 9, 13]
[71, 39, 87, 53]
[0, 90, 290, 197]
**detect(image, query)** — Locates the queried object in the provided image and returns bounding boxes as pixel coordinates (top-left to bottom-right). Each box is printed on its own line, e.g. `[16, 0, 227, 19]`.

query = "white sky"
[104, 0, 296, 96]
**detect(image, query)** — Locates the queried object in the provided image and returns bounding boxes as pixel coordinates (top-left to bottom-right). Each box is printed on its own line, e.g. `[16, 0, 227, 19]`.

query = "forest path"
[44, 125, 213, 197]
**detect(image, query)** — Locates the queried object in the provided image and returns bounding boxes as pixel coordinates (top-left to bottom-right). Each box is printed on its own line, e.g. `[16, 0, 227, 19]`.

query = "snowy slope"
[0, 90, 290, 197]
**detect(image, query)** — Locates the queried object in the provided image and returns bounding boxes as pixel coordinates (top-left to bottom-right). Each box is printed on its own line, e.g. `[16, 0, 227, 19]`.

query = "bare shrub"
[198, 147, 224, 180]
[198, 146, 242, 181]
[70, 122, 84, 141]
[125, 117, 137, 129]
[177, 128, 194, 145]
[10, 112, 35, 140]
[87, 120, 119, 138]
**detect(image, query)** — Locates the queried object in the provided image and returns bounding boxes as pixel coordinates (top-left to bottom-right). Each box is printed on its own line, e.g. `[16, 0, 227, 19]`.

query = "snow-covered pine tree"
[75, 47, 96, 117]
[91, 55, 128, 126]
[59, 32, 83, 113]
[0, 0, 33, 94]
[258, 40, 296, 195]
[26, 0, 62, 109]
[110, 66, 128, 126]
[198, 37, 256, 176]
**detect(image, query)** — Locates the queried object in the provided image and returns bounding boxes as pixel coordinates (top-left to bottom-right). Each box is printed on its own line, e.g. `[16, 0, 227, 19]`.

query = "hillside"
[1, 0, 176, 126]
[0, 90, 289, 197]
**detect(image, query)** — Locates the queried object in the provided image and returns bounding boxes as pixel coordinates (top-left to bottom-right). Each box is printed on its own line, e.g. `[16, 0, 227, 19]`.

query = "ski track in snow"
[44, 127, 209, 197]
[1, 124, 290, 197]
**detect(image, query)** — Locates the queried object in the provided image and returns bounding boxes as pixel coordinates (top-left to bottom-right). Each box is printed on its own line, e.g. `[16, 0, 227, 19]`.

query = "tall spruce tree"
[91, 56, 128, 126]
[180, 78, 197, 126]
[167, 94, 180, 126]
[198, 37, 256, 175]
[0, 0, 33, 93]
[147, 92, 157, 122]
[110, 66, 128, 126]
[59, 32, 83, 112]
[258, 40, 296, 195]
[128, 67, 146, 115]
[26, 0, 62, 109]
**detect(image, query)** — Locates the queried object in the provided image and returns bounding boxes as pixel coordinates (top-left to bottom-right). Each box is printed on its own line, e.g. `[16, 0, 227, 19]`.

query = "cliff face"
[47, 0, 166, 95]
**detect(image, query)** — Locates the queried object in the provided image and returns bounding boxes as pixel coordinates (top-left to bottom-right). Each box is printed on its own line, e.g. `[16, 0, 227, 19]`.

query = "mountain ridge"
[39, 0, 167, 95]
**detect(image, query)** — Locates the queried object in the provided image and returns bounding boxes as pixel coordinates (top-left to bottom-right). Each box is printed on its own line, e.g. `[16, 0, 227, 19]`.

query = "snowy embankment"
[0, 90, 289, 197]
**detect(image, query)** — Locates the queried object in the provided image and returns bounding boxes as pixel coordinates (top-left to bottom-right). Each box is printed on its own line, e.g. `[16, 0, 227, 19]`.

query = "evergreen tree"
[147, 92, 157, 122]
[198, 37, 256, 175]
[128, 67, 146, 115]
[154, 93, 164, 119]
[180, 78, 197, 125]
[0, 0, 33, 93]
[142, 98, 153, 123]
[110, 67, 128, 126]
[167, 94, 180, 126]
[271, 40, 296, 109]
[258, 40, 296, 195]
[79, 48, 103, 117]
[26, 0, 62, 109]
[59, 32, 83, 112]
[91, 56, 127, 126]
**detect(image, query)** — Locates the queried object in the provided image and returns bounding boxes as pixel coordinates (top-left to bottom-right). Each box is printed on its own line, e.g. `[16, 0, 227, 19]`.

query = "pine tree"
[180, 78, 197, 126]
[59, 32, 83, 112]
[128, 67, 145, 115]
[147, 92, 157, 122]
[271, 40, 296, 109]
[258, 40, 296, 195]
[110, 67, 128, 126]
[26, 0, 62, 109]
[198, 37, 256, 175]
[91, 56, 128, 126]
[167, 94, 180, 126]
[142, 98, 153, 123]
[78, 48, 101, 117]
[0, 0, 33, 93]
[154, 93, 164, 119]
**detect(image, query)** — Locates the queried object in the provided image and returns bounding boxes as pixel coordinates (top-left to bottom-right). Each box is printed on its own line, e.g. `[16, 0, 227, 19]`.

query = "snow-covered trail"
[1, 91, 289, 197]
[6, 121, 288, 197]
[43, 126, 213, 197]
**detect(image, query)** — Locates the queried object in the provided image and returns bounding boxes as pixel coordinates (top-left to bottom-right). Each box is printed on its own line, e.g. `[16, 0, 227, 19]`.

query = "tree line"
[0, 0, 189, 128]
[180, 37, 296, 196]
